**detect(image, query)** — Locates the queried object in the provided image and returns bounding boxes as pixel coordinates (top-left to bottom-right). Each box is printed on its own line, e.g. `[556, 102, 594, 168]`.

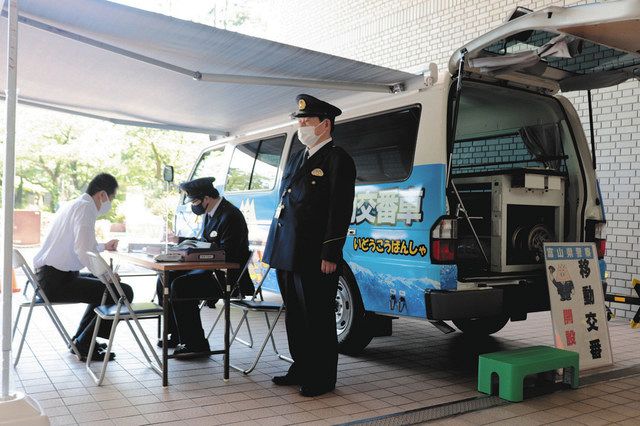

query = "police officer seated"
[157, 177, 253, 357]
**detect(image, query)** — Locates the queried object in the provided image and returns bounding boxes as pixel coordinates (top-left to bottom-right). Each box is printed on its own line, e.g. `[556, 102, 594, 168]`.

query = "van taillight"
[431, 217, 457, 264]
[595, 222, 606, 259]
[586, 219, 606, 259]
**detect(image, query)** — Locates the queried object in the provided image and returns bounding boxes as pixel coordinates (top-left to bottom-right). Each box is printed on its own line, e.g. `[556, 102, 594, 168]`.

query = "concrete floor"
[7, 271, 640, 425]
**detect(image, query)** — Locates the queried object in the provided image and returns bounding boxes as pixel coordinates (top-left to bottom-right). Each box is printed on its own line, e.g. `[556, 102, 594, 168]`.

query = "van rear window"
[334, 106, 420, 184]
[225, 135, 286, 192]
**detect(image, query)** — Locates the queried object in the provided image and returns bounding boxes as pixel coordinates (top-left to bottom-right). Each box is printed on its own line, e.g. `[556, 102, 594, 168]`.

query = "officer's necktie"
[297, 149, 309, 172]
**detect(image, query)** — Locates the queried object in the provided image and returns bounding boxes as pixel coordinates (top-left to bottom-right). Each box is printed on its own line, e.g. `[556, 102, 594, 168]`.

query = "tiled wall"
[264, 0, 640, 319]
[452, 134, 538, 173]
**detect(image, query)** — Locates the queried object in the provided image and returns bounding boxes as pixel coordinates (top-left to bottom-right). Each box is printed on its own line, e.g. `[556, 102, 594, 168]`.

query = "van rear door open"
[448, 0, 640, 93]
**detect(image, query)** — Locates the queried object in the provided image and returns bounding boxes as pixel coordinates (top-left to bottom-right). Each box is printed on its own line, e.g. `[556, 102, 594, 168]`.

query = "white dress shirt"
[207, 197, 223, 218]
[307, 137, 333, 158]
[197, 197, 223, 239]
[34, 193, 105, 272]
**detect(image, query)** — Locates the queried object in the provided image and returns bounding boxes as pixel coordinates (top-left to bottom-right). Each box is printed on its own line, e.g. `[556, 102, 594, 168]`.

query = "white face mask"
[98, 192, 112, 216]
[297, 121, 324, 147]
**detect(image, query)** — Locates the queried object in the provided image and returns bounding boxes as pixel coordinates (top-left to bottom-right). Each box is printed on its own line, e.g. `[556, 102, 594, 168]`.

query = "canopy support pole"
[197, 72, 394, 93]
[587, 89, 597, 169]
[1, 0, 18, 401]
[8, 12, 398, 94]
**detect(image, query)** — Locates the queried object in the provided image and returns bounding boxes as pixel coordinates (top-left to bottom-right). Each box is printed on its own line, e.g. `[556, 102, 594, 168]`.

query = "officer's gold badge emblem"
[311, 168, 324, 176]
[298, 99, 306, 110]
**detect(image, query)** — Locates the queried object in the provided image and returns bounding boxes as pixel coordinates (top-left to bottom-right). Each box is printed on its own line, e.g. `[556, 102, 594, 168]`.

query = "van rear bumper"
[425, 289, 503, 320]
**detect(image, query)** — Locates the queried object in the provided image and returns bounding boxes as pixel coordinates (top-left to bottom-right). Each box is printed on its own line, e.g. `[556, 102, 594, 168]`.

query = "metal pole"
[198, 72, 394, 93]
[2, 0, 18, 400]
[587, 89, 597, 169]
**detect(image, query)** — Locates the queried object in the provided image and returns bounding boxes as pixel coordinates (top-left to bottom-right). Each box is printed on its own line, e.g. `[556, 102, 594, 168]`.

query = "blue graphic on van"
[349, 262, 441, 318]
[343, 163, 453, 318]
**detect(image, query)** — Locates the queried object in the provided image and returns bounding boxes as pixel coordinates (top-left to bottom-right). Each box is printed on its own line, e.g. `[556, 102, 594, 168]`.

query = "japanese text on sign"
[353, 237, 427, 257]
[351, 187, 424, 226]
[544, 242, 612, 370]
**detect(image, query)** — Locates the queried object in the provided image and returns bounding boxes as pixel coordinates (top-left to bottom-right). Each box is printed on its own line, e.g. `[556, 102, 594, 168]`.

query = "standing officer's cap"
[292, 94, 342, 119]
[179, 177, 219, 202]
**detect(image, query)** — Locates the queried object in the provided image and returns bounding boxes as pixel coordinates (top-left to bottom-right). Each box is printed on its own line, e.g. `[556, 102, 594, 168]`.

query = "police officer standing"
[263, 94, 356, 397]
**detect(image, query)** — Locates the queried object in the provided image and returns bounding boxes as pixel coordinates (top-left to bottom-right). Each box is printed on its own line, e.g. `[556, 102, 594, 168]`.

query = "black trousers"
[156, 270, 222, 347]
[36, 265, 134, 347]
[276, 268, 339, 388]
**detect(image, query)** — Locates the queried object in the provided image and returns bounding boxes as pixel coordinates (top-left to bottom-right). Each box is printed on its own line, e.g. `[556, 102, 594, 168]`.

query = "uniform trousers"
[156, 270, 222, 347]
[276, 268, 339, 388]
[36, 265, 134, 347]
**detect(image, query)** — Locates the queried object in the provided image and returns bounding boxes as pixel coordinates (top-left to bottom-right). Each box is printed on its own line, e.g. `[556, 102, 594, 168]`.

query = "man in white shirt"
[34, 173, 133, 361]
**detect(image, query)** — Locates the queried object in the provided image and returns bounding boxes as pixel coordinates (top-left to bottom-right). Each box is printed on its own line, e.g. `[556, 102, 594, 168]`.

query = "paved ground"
[433, 374, 640, 425]
[7, 270, 640, 425]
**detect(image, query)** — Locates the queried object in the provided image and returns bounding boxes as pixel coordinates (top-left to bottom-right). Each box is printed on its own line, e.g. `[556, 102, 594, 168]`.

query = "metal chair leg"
[262, 310, 292, 363]
[11, 304, 23, 340]
[206, 305, 225, 339]
[229, 307, 284, 375]
[41, 302, 81, 358]
[129, 315, 162, 374]
[86, 311, 119, 386]
[124, 318, 161, 375]
[234, 314, 254, 348]
[13, 299, 37, 367]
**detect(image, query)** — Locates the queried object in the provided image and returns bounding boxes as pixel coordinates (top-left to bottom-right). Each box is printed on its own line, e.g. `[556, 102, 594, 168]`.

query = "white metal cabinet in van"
[177, 0, 640, 353]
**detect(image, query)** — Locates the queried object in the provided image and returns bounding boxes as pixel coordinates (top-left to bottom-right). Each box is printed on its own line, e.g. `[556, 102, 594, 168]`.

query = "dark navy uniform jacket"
[263, 141, 356, 272]
[200, 198, 254, 296]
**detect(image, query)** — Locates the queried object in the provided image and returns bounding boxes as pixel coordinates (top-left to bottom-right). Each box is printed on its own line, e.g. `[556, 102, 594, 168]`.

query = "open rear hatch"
[448, 0, 640, 93]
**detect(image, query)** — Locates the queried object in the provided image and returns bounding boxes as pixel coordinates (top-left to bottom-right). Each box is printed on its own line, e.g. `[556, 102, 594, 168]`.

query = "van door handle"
[347, 228, 356, 236]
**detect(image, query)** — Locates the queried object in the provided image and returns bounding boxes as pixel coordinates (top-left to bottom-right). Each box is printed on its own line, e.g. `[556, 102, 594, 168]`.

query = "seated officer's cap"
[292, 94, 342, 119]
[179, 177, 218, 202]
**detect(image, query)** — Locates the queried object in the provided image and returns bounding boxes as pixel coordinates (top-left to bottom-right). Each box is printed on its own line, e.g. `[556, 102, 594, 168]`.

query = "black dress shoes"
[157, 339, 179, 349]
[173, 342, 211, 359]
[299, 384, 335, 397]
[71, 340, 115, 362]
[69, 341, 107, 351]
[272, 374, 301, 386]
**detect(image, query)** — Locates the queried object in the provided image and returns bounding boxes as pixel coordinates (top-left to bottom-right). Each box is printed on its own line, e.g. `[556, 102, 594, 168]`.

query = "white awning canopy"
[0, 0, 418, 135]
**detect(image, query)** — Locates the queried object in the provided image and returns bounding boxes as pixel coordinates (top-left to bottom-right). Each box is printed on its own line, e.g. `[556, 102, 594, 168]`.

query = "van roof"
[1, 0, 418, 136]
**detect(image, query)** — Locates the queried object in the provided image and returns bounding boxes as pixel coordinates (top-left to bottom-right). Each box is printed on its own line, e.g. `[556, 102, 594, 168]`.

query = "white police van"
[176, 2, 640, 353]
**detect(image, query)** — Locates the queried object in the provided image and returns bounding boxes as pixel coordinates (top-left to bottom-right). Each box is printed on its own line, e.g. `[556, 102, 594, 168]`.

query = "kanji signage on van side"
[351, 187, 424, 226]
[544, 242, 612, 370]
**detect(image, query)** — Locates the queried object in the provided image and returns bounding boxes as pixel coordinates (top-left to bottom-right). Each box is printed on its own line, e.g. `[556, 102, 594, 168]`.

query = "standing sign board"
[544, 242, 613, 370]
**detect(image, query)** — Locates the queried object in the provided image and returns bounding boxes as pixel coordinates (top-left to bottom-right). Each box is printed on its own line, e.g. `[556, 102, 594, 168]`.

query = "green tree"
[17, 124, 99, 211]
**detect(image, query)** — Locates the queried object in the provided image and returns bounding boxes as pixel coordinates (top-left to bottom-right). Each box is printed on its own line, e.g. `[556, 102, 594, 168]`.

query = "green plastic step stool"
[478, 345, 579, 402]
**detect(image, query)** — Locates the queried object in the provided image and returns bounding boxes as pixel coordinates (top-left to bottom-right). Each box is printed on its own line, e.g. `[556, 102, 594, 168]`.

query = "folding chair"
[84, 252, 162, 385]
[11, 249, 82, 366]
[205, 250, 256, 347]
[226, 266, 293, 375]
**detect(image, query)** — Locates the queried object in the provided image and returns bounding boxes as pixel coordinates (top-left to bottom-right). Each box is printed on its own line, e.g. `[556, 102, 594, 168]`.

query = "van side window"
[225, 135, 286, 192]
[333, 106, 420, 184]
[192, 146, 226, 181]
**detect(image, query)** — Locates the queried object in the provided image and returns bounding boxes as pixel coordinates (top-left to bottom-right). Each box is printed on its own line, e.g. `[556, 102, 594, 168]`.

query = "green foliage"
[8, 107, 209, 227]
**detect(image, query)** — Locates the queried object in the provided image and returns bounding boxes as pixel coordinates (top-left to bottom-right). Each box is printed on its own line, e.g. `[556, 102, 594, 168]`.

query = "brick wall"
[263, 0, 640, 319]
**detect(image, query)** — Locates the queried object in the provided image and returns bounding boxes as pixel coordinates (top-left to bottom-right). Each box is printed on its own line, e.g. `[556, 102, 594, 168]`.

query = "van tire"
[452, 315, 509, 336]
[336, 264, 374, 355]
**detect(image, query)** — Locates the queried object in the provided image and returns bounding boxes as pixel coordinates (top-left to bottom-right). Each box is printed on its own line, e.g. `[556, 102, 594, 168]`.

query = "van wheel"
[336, 266, 373, 355]
[452, 315, 509, 336]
